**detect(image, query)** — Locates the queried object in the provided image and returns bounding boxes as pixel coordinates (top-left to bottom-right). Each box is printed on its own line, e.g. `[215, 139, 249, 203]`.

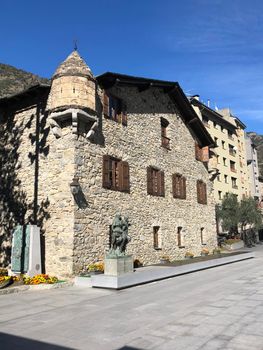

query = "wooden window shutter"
[195, 142, 202, 161]
[201, 146, 209, 162]
[158, 171, 165, 197]
[122, 102, 127, 126]
[147, 167, 153, 195]
[103, 92, 110, 118]
[182, 177, 186, 199]
[203, 183, 207, 204]
[102, 155, 111, 188]
[173, 174, 181, 198]
[121, 161, 130, 192]
[197, 180, 201, 203]
[172, 174, 176, 198]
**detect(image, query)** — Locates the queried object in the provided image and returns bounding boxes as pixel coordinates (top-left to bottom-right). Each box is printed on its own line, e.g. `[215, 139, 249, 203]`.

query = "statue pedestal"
[104, 255, 133, 276]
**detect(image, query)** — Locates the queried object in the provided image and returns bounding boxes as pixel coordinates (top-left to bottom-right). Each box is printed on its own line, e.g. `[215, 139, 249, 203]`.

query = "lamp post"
[70, 176, 80, 195]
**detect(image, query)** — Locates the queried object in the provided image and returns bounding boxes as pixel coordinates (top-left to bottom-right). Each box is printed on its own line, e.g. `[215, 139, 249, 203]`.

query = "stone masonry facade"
[0, 51, 217, 277]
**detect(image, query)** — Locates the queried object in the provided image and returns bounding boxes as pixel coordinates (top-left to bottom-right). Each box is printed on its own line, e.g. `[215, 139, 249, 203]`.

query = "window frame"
[147, 166, 165, 197]
[172, 173, 186, 199]
[103, 91, 127, 126]
[102, 155, 130, 192]
[197, 180, 207, 204]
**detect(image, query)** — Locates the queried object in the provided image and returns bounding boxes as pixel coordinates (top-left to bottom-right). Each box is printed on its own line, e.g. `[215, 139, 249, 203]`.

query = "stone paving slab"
[0, 246, 263, 349]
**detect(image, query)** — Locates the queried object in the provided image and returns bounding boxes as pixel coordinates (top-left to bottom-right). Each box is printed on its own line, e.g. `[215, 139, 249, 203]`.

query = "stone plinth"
[104, 255, 133, 276]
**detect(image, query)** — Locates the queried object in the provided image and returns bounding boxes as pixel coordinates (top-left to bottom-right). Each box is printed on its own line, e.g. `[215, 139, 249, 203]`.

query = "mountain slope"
[247, 132, 263, 177]
[0, 63, 49, 98]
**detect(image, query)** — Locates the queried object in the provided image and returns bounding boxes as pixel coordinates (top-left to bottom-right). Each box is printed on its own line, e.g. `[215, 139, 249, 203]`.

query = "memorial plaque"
[11, 225, 30, 273]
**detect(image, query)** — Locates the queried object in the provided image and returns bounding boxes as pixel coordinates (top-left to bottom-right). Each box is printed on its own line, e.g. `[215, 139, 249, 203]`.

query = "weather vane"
[73, 39, 78, 51]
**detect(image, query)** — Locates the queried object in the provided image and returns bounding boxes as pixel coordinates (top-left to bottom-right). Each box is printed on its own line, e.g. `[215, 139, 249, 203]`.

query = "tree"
[216, 193, 239, 235]
[239, 197, 262, 231]
[216, 194, 262, 236]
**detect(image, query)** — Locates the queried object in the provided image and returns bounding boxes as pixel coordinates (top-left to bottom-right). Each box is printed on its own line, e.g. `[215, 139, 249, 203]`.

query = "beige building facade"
[191, 98, 250, 203]
[0, 51, 217, 277]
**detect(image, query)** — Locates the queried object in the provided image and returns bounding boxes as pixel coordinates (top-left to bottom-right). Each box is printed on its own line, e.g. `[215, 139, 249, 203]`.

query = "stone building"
[0, 51, 217, 277]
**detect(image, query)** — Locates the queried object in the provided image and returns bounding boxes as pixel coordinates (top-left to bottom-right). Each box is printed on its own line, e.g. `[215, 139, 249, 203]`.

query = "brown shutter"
[195, 142, 202, 161]
[159, 171, 165, 197]
[197, 180, 201, 203]
[122, 102, 127, 126]
[147, 167, 153, 195]
[102, 155, 111, 188]
[117, 161, 123, 190]
[103, 92, 110, 118]
[173, 174, 181, 198]
[203, 183, 207, 204]
[201, 146, 209, 162]
[172, 174, 176, 198]
[182, 177, 186, 199]
[121, 161, 130, 192]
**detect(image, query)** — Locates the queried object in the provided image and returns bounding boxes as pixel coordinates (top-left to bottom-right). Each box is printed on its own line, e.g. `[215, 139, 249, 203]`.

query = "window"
[102, 155, 130, 192]
[224, 175, 228, 183]
[213, 121, 217, 128]
[202, 116, 209, 126]
[153, 226, 161, 249]
[228, 130, 234, 140]
[147, 167, 165, 197]
[229, 144, 235, 156]
[216, 155, 220, 164]
[201, 227, 205, 245]
[160, 117, 170, 149]
[222, 141, 225, 149]
[221, 126, 224, 133]
[172, 174, 186, 199]
[177, 226, 184, 247]
[197, 180, 207, 204]
[218, 191, 222, 200]
[230, 161, 236, 172]
[231, 177, 238, 189]
[214, 137, 218, 146]
[217, 174, 221, 182]
[223, 157, 227, 166]
[103, 92, 127, 125]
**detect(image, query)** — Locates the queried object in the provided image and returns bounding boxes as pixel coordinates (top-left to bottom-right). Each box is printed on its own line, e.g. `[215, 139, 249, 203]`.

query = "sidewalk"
[1, 245, 263, 349]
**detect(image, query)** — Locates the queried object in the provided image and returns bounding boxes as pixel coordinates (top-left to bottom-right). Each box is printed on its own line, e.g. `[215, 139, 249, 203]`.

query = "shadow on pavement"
[0, 332, 75, 350]
[116, 347, 142, 350]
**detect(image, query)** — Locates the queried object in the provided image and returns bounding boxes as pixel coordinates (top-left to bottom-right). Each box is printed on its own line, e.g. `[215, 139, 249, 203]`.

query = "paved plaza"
[1, 247, 263, 349]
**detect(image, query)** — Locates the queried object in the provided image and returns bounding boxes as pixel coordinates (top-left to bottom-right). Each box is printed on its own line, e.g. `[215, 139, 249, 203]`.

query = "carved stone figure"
[110, 214, 131, 256]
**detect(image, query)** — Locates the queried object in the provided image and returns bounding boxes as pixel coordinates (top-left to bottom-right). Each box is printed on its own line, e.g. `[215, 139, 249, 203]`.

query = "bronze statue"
[109, 214, 131, 256]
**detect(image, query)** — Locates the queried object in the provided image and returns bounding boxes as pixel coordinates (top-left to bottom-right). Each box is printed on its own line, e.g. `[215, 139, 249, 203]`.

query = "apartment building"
[245, 134, 260, 200]
[191, 98, 250, 202]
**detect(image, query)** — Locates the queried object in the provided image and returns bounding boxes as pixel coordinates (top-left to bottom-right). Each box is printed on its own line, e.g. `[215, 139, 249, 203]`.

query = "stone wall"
[72, 86, 217, 274]
[0, 96, 76, 277]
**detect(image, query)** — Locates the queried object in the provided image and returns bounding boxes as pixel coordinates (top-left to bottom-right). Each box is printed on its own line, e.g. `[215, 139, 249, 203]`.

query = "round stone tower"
[48, 50, 98, 138]
[49, 50, 96, 112]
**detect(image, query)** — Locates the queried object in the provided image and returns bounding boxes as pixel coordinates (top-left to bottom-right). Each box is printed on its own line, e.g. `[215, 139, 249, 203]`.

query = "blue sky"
[1, 0, 263, 133]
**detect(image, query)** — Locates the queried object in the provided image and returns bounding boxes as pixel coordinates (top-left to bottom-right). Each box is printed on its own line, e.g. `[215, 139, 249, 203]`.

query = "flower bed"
[0, 273, 59, 290]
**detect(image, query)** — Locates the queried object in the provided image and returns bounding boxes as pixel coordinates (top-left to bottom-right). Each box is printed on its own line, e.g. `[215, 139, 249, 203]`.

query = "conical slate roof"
[52, 50, 93, 79]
